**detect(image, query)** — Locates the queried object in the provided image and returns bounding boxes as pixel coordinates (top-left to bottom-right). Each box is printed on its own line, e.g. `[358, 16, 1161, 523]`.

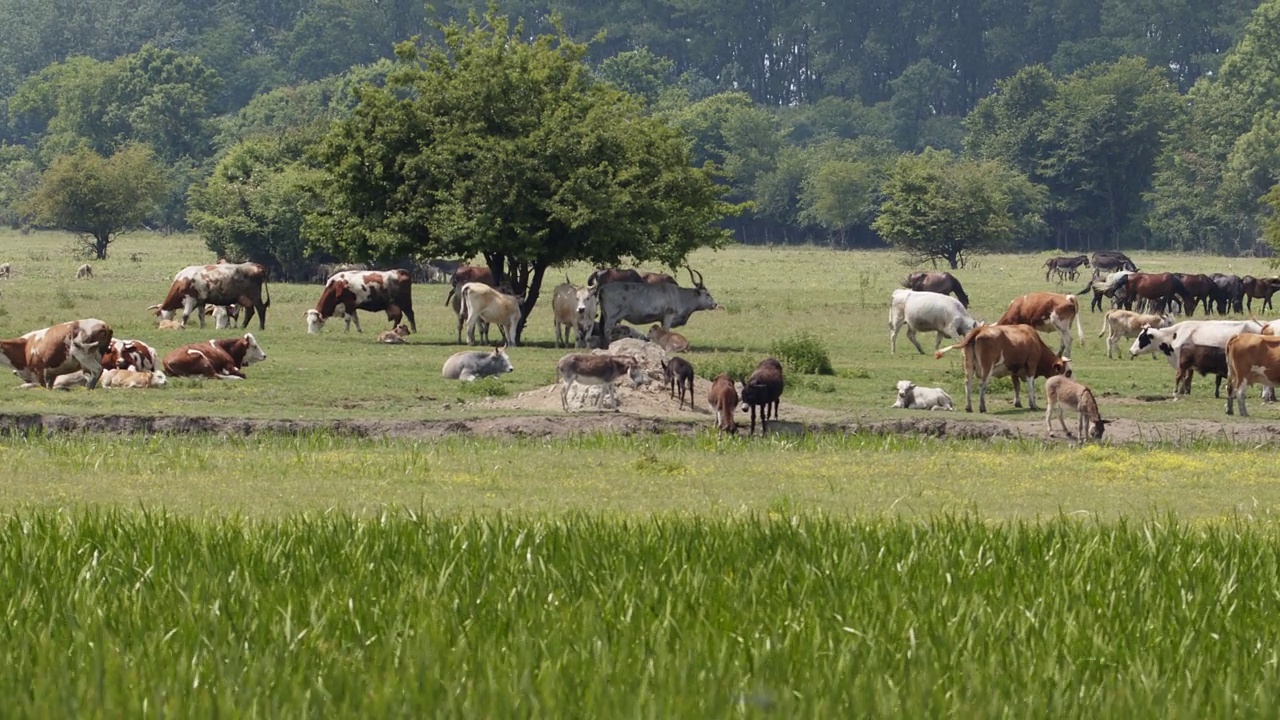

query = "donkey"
[740, 357, 785, 436]
[661, 356, 695, 410]
[550, 354, 647, 411]
[707, 373, 739, 437]
[1044, 375, 1110, 441]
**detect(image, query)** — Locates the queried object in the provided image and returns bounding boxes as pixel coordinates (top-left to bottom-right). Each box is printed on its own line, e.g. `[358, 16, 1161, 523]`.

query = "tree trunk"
[93, 233, 110, 260]
[515, 262, 548, 346]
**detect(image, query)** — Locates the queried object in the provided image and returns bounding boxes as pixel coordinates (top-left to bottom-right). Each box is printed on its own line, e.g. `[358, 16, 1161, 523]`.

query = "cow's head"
[894, 380, 915, 408]
[304, 309, 326, 334]
[576, 286, 598, 319]
[488, 346, 514, 374]
[684, 267, 718, 310]
[241, 333, 267, 365]
[151, 371, 168, 388]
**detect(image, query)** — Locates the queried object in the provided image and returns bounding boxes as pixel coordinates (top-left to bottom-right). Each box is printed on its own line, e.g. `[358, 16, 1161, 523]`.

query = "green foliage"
[694, 352, 759, 382]
[456, 377, 510, 398]
[597, 48, 676, 106]
[770, 332, 834, 375]
[25, 144, 166, 259]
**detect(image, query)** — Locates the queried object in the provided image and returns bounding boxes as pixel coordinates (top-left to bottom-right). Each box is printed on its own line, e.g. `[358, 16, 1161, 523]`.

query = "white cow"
[891, 380, 954, 410]
[460, 282, 522, 347]
[1098, 310, 1172, 359]
[888, 289, 980, 354]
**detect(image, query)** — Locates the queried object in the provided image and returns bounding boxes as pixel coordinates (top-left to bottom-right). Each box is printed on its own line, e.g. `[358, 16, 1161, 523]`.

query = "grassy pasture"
[0, 229, 1278, 423]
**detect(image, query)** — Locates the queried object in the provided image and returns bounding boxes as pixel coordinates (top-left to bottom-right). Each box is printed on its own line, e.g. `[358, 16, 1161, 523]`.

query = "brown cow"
[1175, 342, 1227, 398]
[102, 338, 158, 372]
[305, 269, 416, 334]
[997, 292, 1084, 358]
[707, 373, 739, 437]
[154, 262, 271, 329]
[162, 333, 267, 380]
[1225, 333, 1280, 416]
[0, 319, 113, 389]
[935, 324, 1071, 413]
[445, 265, 495, 305]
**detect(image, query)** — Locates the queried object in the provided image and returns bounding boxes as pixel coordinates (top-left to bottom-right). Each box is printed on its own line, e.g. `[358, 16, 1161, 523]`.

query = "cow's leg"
[1026, 376, 1040, 410]
[964, 369, 974, 413]
[905, 327, 924, 354]
[978, 374, 990, 413]
[465, 315, 478, 346]
[456, 313, 465, 345]
[1238, 381, 1250, 417]
[889, 320, 901, 354]
[402, 307, 417, 334]
[506, 319, 518, 347]
[1011, 376, 1024, 409]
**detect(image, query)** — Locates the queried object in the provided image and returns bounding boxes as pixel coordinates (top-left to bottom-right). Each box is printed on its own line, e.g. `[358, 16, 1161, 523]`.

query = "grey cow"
[441, 347, 514, 381]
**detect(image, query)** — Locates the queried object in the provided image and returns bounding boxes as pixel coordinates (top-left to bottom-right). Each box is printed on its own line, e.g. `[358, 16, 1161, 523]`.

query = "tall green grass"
[1, 510, 1277, 717]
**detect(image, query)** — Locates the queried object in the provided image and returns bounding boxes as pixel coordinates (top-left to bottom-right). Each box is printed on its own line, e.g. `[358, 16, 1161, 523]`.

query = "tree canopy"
[306, 11, 733, 340]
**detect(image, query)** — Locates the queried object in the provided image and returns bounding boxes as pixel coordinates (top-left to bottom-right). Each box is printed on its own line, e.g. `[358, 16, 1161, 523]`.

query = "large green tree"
[307, 11, 732, 342]
[25, 144, 167, 259]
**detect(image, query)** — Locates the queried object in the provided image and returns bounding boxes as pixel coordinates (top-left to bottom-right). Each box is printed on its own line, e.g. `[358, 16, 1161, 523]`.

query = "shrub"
[695, 352, 759, 382]
[457, 377, 510, 398]
[770, 332, 834, 375]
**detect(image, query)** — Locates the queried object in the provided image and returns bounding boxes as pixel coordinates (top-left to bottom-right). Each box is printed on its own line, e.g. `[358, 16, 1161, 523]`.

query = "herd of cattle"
[11, 248, 1280, 438]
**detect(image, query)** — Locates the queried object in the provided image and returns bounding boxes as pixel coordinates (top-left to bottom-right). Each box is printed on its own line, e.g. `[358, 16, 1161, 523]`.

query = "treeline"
[1, 0, 1279, 266]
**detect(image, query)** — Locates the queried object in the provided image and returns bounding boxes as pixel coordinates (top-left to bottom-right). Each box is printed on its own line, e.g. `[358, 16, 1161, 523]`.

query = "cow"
[888, 289, 980, 354]
[595, 268, 717, 348]
[101, 369, 167, 389]
[441, 347, 515, 381]
[157, 319, 184, 330]
[1241, 276, 1280, 313]
[587, 268, 643, 286]
[1091, 251, 1138, 273]
[154, 262, 270, 329]
[204, 304, 241, 329]
[902, 271, 970, 307]
[1129, 320, 1263, 395]
[447, 283, 491, 345]
[661, 356, 695, 410]
[0, 319, 113, 389]
[1043, 255, 1089, 283]
[0, 262, 10, 278]
[1044, 376, 1109, 441]
[891, 380, 954, 411]
[162, 333, 267, 380]
[549, 354, 647, 411]
[447, 265, 495, 299]
[648, 325, 690, 353]
[997, 292, 1084, 358]
[75, 263, 93, 279]
[102, 338, 158, 372]
[460, 282, 522, 346]
[1175, 342, 1228, 398]
[707, 373, 739, 437]
[1225, 333, 1280, 416]
[1097, 310, 1172, 359]
[740, 357, 784, 436]
[551, 280, 598, 349]
[305, 269, 416, 334]
[935, 324, 1071, 413]
[378, 325, 411, 344]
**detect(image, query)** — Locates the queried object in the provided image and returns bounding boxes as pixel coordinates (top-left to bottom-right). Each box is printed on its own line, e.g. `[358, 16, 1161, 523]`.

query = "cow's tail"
[935, 325, 982, 359]
[1098, 311, 1111, 338]
[445, 286, 456, 307]
[459, 284, 472, 322]
[1070, 296, 1084, 343]
[263, 282, 271, 308]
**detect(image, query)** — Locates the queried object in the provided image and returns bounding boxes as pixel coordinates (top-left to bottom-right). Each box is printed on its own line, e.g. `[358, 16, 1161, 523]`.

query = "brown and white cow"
[161, 333, 267, 380]
[997, 292, 1084, 358]
[460, 282, 522, 346]
[154, 262, 271, 329]
[1225, 333, 1280, 416]
[0, 319, 113, 389]
[305, 269, 416, 334]
[935, 324, 1071, 413]
[102, 338, 158, 372]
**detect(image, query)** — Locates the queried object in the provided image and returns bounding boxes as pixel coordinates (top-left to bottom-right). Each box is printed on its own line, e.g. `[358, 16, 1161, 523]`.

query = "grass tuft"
[771, 332, 835, 375]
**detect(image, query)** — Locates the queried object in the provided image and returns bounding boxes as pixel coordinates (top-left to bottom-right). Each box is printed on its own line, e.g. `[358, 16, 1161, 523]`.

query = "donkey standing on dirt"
[1044, 375, 1110, 441]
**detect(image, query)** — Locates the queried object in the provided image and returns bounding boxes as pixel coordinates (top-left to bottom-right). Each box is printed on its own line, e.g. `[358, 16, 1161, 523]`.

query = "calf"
[707, 373, 739, 437]
[161, 333, 267, 380]
[648, 324, 690, 353]
[377, 326, 411, 344]
[101, 369, 167, 388]
[75, 263, 93, 279]
[997, 292, 1083, 358]
[740, 357, 784, 435]
[441, 347, 515, 381]
[888, 289, 980, 354]
[157, 319, 185, 330]
[549, 354, 646, 412]
[1044, 376, 1109, 441]
[0, 319, 113, 389]
[0, 262, 10, 278]
[205, 304, 240, 329]
[1225, 333, 1280, 416]
[1098, 310, 1172, 359]
[460, 282, 522, 346]
[661, 356, 695, 410]
[551, 281, 598, 348]
[935, 324, 1070, 413]
[891, 380, 954, 411]
[1175, 342, 1227, 398]
[102, 338, 158, 372]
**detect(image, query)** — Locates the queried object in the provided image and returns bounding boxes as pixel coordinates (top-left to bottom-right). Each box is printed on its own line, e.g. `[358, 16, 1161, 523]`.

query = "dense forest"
[3, 0, 1280, 275]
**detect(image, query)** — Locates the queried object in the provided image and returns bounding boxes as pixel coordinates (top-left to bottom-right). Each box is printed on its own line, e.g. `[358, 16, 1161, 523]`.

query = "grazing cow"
[740, 357, 784, 436]
[1043, 255, 1089, 283]
[1241, 276, 1280, 313]
[648, 325, 690, 353]
[549, 354, 647, 411]
[1044, 376, 1109, 441]
[154, 262, 271, 329]
[661, 356, 695, 410]
[1091, 251, 1138, 273]
[75, 263, 93, 279]
[707, 373, 739, 437]
[1209, 273, 1244, 315]
[162, 333, 267, 380]
[306, 269, 416, 334]
[595, 268, 717, 348]
[997, 292, 1084, 358]
[902, 271, 970, 307]
[888, 289, 980, 354]
[0, 319, 113, 389]
[102, 338, 158, 372]
[551, 281, 598, 349]
[377, 326, 411, 344]
[891, 380, 954, 411]
[101, 369, 167, 389]
[1225, 333, 1280, 416]
[1097, 310, 1172, 359]
[935, 324, 1070, 413]
[204, 304, 241, 329]
[460, 282, 522, 346]
[1175, 342, 1228, 398]
[441, 347, 515, 381]
[0, 262, 10, 278]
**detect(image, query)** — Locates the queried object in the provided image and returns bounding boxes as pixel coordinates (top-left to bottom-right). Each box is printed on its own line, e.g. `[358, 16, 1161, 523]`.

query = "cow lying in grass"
[891, 380, 954, 410]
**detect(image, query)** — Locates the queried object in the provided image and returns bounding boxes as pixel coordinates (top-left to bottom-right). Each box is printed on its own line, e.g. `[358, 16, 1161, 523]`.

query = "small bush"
[770, 333, 834, 375]
[695, 352, 759, 382]
[457, 377, 509, 398]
